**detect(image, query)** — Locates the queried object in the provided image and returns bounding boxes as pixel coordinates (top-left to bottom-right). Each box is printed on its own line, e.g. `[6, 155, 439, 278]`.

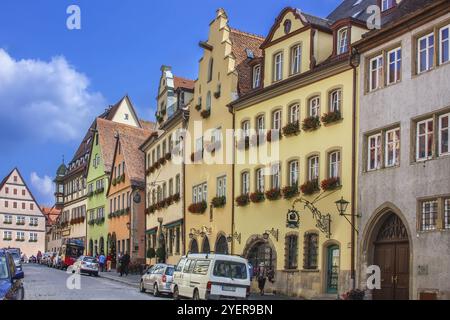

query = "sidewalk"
[99, 269, 141, 288]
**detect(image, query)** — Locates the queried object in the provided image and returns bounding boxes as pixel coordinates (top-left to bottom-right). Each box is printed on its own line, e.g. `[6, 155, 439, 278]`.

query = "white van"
[172, 253, 250, 300]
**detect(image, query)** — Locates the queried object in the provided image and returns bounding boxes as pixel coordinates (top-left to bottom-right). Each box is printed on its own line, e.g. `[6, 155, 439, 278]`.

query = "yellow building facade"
[184, 9, 264, 256]
[230, 7, 366, 298]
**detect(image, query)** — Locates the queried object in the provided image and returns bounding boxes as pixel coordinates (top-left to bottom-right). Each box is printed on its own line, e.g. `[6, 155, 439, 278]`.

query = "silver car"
[72, 256, 99, 276]
[140, 264, 174, 296]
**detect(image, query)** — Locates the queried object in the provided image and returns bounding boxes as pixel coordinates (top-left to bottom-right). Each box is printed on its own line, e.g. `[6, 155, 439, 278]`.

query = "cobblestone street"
[22, 264, 166, 300]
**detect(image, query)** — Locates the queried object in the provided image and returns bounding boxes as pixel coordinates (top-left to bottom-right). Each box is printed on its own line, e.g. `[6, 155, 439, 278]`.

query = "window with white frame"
[253, 65, 261, 88]
[176, 174, 180, 194]
[445, 199, 450, 229]
[421, 200, 437, 231]
[256, 168, 265, 192]
[241, 172, 250, 195]
[30, 217, 38, 226]
[4, 215, 12, 224]
[206, 91, 212, 111]
[272, 110, 282, 130]
[289, 160, 299, 186]
[162, 182, 167, 199]
[273, 52, 283, 82]
[211, 127, 221, 146]
[290, 44, 301, 75]
[387, 47, 402, 85]
[30, 233, 38, 241]
[440, 25, 449, 65]
[289, 104, 299, 123]
[439, 113, 449, 156]
[308, 156, 319, 182]
[271, 163, 281, 189]
[16, 216, 25, 225]
[381, 0, 395, 11]
[369, 55, 383, 91]
[368, 134, 382, 171]
[385, 128, 400, 167]
[257, 115, 265, 135]
[193, 183, 207, 203]
[418, 33, 435, 73]
[217, 176, 226, 197]
[242, 121, 250, 138]
[196, 137, 203, 153]
[329, 90, 342, 113]
[169, 179, 173, 197]
[416, 118, 434, 161]
[16, 231, 25, 241]
[329, 151, 340, 179]
[337, 28, 349, 54]
[3, 231, 12, 240]
[309, 96, 320, 117]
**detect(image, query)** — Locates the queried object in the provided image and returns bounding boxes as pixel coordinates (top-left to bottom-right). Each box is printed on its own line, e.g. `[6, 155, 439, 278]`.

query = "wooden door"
[373, 243, 395, 300]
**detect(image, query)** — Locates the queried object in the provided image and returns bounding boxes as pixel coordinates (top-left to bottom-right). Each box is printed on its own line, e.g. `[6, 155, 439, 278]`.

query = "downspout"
[182, 141, 186, 256]
[231, 107, 236, 255]
[350, 49, 360, 290]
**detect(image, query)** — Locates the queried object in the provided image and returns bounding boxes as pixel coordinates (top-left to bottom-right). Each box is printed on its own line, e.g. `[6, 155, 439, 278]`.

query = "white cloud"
[0, 49, 106, 143]
[30, 172, 54, 205]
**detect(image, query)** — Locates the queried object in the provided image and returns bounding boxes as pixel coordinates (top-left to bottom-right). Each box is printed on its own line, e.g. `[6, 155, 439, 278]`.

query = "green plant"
[156, 247, 166, 263]
[172, 193, 180, 202]
[301, 180, 320, 195]
[321, 111, 342, 125]
[302, 116, 321, 131]
[165, 152, 172, 161]
[87, 191, 94, 197]
[249, 192, 265, 203]
[265, 188, 281, 201]
[282, 185, 299, 199]
[282, 121, 300, 136]
[111, 178, 117, 186]
[211, 196, 226, 208]
[201, 110, 211, 119]
[195, 103, 201, 111]
[235, 194, 250, 207]
[146, 248, 156, 259]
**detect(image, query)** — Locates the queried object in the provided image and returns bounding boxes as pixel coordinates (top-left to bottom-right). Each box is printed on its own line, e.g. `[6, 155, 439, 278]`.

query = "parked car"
[0, 249, 24, 300]
[71, 256, 99, 276]
[171, 254, 251, 300]
[5, 249, 23, 274]
[140, 264, 174, 296]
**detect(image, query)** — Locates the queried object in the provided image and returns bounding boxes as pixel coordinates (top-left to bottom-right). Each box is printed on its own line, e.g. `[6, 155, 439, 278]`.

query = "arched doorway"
[372, 212, 410, 300]
[215, 235, 228, 254]
[190, 239, 199, 253]
[202, 237, 210, 253]
[325, 244, 340, 294]
[99, 237, 105, 255]
[246, 240, 276, 270]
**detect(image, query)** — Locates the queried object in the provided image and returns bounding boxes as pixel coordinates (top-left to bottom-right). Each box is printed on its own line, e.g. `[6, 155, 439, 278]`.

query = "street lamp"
[335, 197, 350, 216]
[262, 228, 279, 241]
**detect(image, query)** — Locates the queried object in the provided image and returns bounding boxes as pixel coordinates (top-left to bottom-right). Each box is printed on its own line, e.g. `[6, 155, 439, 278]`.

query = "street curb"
[99, 273, 140, 288]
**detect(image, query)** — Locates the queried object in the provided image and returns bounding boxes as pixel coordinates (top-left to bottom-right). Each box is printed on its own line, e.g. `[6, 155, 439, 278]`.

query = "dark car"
[6, 249, 23, 274]
[0, 249, 25, 300]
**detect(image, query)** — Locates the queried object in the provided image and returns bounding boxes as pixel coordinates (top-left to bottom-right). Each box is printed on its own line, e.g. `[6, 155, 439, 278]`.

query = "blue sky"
[0, 0, 341, 205]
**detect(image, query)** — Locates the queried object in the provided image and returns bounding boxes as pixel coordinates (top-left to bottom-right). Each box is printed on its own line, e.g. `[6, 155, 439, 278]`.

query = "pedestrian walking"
[98, 252, 106, 272]
[117, 252, 123, 275]
[37, 251, 42, 264]
[120, 252, 130, 277]
[256, 262, 267, 296]
[106, 254, 112, 272]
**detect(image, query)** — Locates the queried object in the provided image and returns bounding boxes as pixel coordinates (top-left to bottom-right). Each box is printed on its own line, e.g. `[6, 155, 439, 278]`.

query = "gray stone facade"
[357, 13, 450, 300]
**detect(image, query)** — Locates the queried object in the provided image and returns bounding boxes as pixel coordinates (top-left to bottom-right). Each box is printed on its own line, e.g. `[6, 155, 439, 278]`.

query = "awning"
[163, 219, 183, 229]
[145, 227, 158, 235]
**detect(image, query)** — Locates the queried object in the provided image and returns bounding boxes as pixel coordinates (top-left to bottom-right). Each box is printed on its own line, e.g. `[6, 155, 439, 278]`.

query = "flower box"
[111, 179, 117, 186]
[16, 239, 25, 242]
[4, 222, 12, 225]
[321, 111, 342, 125]
[321, 177, 341, 191]
[235, 194, 250, 207]
[266, 130, 282, 142]
[282, 185, 299, 199]
[149, 165, 156, 173]
[282, 121, 300, 136]
[95, 187, 104, 194]
[87, 191, 94, 197]
[88, 220, 95, 226]
[302, 116, 321, 131]
[172, 193, 180, 202]
[188, 201, 207, 214]
[201, 110, 211, 119]
[265, 188, 281, 201]
[96, 217, 105, 225]
[165, 152, 172, 161]
[190, 151, 203, 162]
[301, 180, 320, 195]
[117, 174, 125, 183]
[195, 104, 202, 111]
[214, 91, 221, 99]
[16, 222, 25, 226]
[211, 196, 226, 208]
[3, 238, 12, 241]
[29, 240, 38, 243]
[250, 192, 265, 203]
[158, 157, 166, 166]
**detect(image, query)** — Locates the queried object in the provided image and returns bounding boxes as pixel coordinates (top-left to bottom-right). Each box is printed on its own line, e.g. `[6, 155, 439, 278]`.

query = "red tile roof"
[41, 207, 61, 225]
[174, 76, 195, 91]
[229, 28, 265, 96]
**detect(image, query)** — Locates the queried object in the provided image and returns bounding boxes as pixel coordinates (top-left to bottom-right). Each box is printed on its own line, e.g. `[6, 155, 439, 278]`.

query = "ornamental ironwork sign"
[290, 197, 332, 238]
[286, 209, 300, 229]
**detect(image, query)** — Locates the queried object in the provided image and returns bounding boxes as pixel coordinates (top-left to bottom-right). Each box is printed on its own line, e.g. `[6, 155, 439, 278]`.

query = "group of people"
[93, 252, 111, 272]
[92, 251, 130, 276]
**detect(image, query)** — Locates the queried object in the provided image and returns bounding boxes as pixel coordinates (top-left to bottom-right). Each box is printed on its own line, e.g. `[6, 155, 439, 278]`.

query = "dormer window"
[252, 65, 261, 89]
[124, 113, 129, 120]
[337, 28, 349, 55]
[381, 0, 395, 12]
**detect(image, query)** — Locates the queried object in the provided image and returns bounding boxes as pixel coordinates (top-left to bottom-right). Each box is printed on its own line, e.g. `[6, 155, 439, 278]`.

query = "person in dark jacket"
[120, 252, 130, 276]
